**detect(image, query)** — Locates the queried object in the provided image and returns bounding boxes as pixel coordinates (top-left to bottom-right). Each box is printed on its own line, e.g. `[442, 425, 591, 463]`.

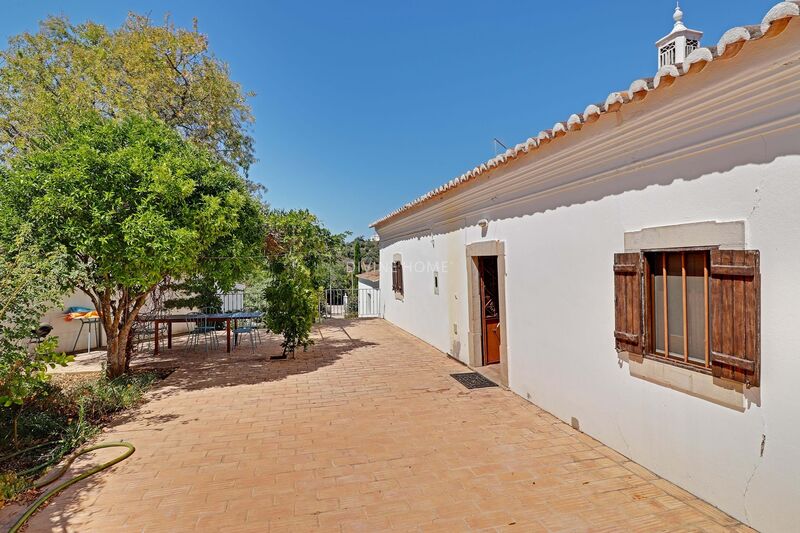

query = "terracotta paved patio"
[1, 319, 750, 532]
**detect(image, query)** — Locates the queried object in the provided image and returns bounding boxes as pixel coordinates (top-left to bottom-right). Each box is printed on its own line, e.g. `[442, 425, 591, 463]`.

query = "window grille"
[685, 39, 699, 58]
[659, 42, 676, 67]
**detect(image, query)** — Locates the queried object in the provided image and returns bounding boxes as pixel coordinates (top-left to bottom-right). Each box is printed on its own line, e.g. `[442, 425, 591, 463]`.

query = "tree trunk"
[105, 332, 128, 379]
[124, 326, 136, 373]
[82, 285, 156, 379]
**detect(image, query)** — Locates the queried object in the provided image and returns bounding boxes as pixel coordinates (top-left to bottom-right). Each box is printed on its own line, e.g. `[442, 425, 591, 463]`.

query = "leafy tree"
[263, 210, 345, 356]
[322, 235, 379, 291]
[0, 13, 255, 171]
[0, 114, 265, 377]
[266, 210, 347, 290]
[162, 276, 223, 313]
[352, 236, 380, 271]
[263, 258, 318, 357]
[0, 228, 73, 445]
[242, 266, 271, 312]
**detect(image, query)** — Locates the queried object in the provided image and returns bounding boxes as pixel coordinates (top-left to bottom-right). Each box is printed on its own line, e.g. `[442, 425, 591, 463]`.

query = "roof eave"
[371, 1, 800, 229]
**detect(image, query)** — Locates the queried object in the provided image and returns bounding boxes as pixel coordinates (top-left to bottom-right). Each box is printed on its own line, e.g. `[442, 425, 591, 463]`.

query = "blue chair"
[232, 313, 257, 353]
[185, 309, 219, 353]
[251, 313, 265, 346]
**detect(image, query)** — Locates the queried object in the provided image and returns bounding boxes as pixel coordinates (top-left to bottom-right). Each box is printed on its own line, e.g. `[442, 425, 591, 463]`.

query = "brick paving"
[1, 319, 750, 532]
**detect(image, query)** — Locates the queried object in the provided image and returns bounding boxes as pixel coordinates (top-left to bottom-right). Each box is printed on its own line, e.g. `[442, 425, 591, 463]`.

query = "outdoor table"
[72, 317, 102, 354]
[141, 311, 262, 355]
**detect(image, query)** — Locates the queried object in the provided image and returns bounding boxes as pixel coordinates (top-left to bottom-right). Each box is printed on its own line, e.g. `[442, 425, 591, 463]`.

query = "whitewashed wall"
[380, 231, 468, 355]
[356, 278, 382, 318]
[41, 292, 105, 354]
[41, 291, 194, 355]
[377, 24, 800, 532]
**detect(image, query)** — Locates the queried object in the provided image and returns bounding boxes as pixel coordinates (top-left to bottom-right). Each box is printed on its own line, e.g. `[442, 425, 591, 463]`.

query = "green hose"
[7, 441, 135, 533]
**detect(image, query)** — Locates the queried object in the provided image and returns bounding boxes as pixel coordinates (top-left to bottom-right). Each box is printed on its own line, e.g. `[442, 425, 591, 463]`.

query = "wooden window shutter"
[392, 260, 403, 294]
[710, 249, 761, 387]
[397, 262, 404, 294]
[614, 253, 644, 355]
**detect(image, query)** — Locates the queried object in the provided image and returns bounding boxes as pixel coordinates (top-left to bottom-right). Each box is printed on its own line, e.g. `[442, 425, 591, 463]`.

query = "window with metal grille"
[685, 39, 699, 58]
[659, 42, 676, 67]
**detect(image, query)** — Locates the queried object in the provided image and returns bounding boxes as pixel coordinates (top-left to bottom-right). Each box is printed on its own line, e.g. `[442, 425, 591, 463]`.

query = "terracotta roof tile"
[357, 270, 380, 282]
[371, 2, 800, 228]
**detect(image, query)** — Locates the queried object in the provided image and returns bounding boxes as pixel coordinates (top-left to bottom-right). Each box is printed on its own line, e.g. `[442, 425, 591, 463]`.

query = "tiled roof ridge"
[371, 1, 800, 228]
[357, 270, 380, 282]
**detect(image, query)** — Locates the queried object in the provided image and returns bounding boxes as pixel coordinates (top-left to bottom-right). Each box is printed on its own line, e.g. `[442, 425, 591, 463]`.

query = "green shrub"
[63, 373, 160, 421]
[263, 210, 346, 356]
[264, 257, 319, 356]
[0, 471, 28, 506]
[0, 229, 74, 446]
[0, 370, 163, 503]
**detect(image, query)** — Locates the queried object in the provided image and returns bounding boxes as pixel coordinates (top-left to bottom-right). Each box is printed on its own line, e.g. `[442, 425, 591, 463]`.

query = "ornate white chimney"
[656, 2, 703, 68]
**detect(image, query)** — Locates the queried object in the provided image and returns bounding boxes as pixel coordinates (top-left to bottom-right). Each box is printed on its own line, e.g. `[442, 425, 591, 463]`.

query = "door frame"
[466, 240, 509, 387]
[478, 256, 501, 366]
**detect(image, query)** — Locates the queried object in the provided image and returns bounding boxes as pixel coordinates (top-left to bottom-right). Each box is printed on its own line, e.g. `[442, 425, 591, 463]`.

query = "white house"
[356, 270, 382, 317]
[371, 4, 800, 532]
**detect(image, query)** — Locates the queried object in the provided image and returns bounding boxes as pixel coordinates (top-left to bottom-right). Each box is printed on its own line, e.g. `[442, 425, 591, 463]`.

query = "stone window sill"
[622, 351, 747, 412]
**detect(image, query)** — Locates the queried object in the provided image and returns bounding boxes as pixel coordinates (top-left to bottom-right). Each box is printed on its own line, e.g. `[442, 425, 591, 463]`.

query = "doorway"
[466, 240, 508, 387]
[478, 256, 501, 366]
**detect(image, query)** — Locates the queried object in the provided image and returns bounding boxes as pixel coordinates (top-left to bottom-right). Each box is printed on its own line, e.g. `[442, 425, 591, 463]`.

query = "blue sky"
[1, 1, 775, 237]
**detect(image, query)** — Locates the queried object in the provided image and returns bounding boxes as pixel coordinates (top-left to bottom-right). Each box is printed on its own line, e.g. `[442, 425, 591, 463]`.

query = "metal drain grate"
[450, 372, 498, 389]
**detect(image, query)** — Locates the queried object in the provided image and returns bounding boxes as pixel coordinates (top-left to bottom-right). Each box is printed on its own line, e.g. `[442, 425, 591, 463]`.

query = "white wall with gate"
[321, 287, 382, 319]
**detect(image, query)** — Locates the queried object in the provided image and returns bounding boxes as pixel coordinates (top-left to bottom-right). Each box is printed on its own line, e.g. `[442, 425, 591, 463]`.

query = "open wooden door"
[478, 256, 501, 365]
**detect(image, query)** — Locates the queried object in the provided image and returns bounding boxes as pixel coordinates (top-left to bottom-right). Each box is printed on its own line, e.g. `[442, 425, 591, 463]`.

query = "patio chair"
[232, 314, 257, 353]
[28, 324, 53, 353]
[136, 310, 168, 352]
[184, 309, 220, 353]
[253, 314, 265, 345]
[245, 308, 266, 345]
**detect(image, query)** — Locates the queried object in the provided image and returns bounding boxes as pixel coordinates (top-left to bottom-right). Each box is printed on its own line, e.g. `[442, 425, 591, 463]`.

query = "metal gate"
[320, 288, 382, 319]
[219, 290, 245, 312]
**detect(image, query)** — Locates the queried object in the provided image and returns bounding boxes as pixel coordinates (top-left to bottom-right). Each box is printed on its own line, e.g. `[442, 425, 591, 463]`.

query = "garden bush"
[0, 370, 167, 506]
